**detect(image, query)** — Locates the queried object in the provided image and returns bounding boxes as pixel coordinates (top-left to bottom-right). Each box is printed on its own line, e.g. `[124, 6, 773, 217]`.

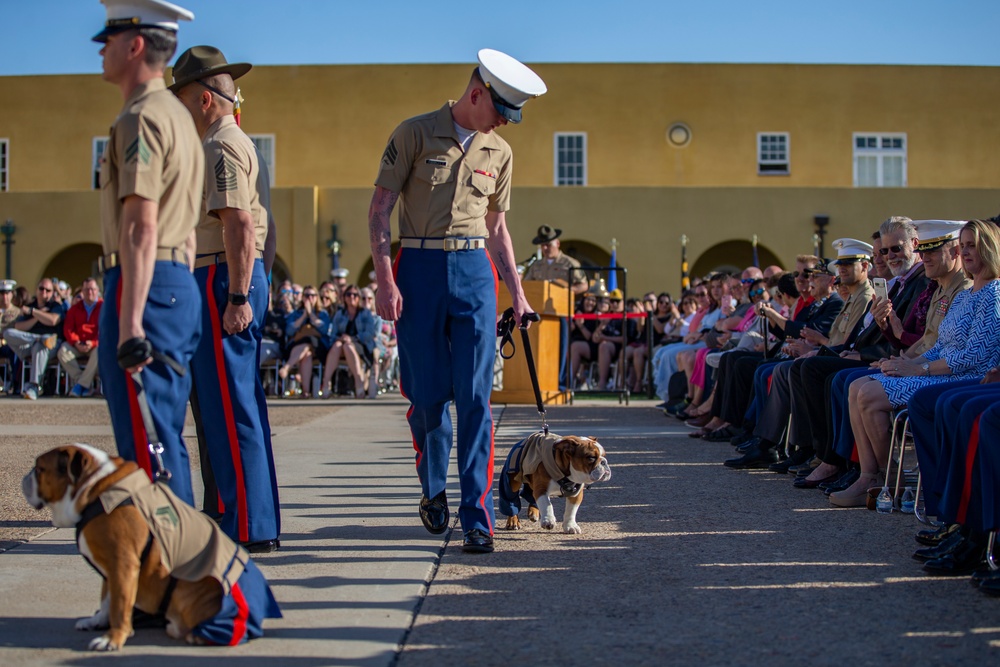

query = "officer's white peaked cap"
[476, 49, 547, 124]
[93, 0, 194, 43]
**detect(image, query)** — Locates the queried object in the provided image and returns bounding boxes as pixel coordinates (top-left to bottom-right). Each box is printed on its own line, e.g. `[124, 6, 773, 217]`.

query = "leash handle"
[129, 370, 172, 482]
[497, 308, 548, 432]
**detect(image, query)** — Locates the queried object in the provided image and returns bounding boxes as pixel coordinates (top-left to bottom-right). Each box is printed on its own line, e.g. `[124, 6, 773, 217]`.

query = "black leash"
[497, 308, 547, 435]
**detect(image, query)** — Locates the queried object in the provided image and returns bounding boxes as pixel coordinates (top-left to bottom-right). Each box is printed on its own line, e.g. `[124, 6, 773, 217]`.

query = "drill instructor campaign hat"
[169, 46, 252, 93]
[93, 0, 194, 43]
[531, 225, 562, 245]
[476, 49, 547, 124]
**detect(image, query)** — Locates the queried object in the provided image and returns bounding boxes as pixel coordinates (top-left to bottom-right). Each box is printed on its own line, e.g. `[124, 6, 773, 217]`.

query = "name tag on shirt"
[425, 159, 447, 166]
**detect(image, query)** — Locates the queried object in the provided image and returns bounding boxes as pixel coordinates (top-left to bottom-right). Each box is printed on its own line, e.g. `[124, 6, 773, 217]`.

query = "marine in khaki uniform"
[93, 0, 204, 506]
[521, 224, 589, 293]
[169, 46, 280, 553]
[368, 49, 546, 553]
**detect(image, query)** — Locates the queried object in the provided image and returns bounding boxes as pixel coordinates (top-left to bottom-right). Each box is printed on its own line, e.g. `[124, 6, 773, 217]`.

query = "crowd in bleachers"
[1, 276, 102, 399]
[649, 217, 1000, 597]
[263, 273, 397, 399]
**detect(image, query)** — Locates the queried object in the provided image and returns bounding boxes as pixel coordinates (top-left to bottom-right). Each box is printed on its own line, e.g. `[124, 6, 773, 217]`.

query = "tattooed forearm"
[368, 187, 399, 261]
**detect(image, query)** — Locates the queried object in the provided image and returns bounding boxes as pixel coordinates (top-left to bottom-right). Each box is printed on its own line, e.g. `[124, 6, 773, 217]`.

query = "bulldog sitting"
[498, 433, 611, 534]
[22, 444, 281, 651]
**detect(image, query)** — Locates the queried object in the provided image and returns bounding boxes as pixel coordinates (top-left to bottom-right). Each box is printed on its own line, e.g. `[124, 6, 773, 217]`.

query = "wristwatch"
[227, 293, 248, 306]
[921, 362, 930, 376]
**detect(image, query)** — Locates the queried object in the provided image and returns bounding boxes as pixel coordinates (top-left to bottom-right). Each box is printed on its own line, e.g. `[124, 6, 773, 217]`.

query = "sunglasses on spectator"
[740, 278, 757, 285]
[749, 288, 766, 298]
[292, 290, 302, 295]
[695, 291, 708, 297]
[280, 289, 291, 295]
[878, 245, 905, 255]
[303, 292, 318, 297]
[344, 292, 360, 298]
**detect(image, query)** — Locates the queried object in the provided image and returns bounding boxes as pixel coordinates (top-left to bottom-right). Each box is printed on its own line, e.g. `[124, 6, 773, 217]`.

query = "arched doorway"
[690, 240, 782, 279]
[40, 243, 104, 291]
[270, 254, 292, 287]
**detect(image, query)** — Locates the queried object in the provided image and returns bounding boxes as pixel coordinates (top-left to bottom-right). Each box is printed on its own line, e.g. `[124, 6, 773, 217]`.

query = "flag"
[752, 234, 760, 268]
[607, 244, 618, 292]
[233, 87, 244, 127]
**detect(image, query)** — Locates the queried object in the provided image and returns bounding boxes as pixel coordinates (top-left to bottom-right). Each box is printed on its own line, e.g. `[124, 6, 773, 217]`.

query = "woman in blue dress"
[832, 220, 1000, 507]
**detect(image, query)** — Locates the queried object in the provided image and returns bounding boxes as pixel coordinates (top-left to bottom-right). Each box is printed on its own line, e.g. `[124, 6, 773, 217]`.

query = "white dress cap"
[831, 238, 874, 263]
[912, 220, 965, 251]
[93, 0, 194, 43]
[0, 279, 16, 292]
[477, 49, 547, 124]
[331, 268, 349, 279]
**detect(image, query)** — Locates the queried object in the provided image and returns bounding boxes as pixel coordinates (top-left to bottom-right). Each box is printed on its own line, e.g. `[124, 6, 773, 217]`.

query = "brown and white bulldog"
[22, 444, 229, 651]
[498, 433, 612, 534]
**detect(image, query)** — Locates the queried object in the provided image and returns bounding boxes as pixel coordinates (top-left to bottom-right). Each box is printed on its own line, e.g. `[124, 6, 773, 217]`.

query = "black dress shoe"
[241, 539, 280, 554]
[736, 436, 761, 454]
[822, 468, 860, 495]
[913, 530, 966, 562]
[915, 522, 961, 547]
[923, 535, 986, 576]
[970, 568, 997, 587]
[419, 492, 450, 535]
[793, 469, 844, 489]
[724, 446, 779, 469]
[770, 450, 809, 474]
[461, 529, 494, 553]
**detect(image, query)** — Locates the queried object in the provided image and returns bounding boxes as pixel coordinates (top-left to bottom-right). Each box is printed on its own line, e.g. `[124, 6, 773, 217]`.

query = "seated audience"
[58, 277, 102, 397]
[320, 284, 378, 398]
[279, 285, 329, 398]
[6, 278, 66, 400]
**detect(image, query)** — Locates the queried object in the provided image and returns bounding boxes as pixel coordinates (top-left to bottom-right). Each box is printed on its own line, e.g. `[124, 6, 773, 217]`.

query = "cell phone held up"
[872, 277, 888, 303]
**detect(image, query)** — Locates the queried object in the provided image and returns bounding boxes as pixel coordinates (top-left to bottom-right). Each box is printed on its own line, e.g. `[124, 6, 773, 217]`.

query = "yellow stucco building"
[1, 62, 998, 295]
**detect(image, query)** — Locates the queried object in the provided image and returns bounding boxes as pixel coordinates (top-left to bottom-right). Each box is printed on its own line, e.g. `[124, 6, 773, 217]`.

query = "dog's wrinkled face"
[22, 444, 116, 528]
[556, 436, 612, 484]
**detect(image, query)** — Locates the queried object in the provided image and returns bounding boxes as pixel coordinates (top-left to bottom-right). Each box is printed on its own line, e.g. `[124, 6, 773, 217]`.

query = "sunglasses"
[344, 292, 360, 298]
[749, 288, 766, 298]
[878, 245, 905, 256]
[694, 292, 708, 297]
[303, 292, 318, 297]
[740, 278, 756, 285]
[292, 290, 302, 295]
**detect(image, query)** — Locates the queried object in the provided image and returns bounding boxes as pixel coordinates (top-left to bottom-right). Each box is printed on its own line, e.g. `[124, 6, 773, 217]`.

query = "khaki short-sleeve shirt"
[829, 281, 875, 347]
[374, 102, 512, 239]
[196, 115, 267, 255]
[99, 78, 203, 255]
[522, 252, 588, 288]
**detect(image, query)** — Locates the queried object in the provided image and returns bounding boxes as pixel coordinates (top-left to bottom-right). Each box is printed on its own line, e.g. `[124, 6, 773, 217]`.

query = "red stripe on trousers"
[393, 251, 422, 470]
[116, 277, 153, 477]
[956, 415, 982, 525]
[479, 252, 499, 534]
[228, 582, 249, 646]
[205, 265, 249, 542]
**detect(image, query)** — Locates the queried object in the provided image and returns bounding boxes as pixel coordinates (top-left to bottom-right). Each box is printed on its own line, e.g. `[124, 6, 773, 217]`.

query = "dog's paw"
[185, 632, 209, 646]
[76, 609, 110, 631]
[504, 516, 521, 530]
[562, 521, 582, 535]
[166, 621, 185, 640]
[88, 634, 121, 651]
[526, 507, 540, 523]
[540, 518, 555, 530]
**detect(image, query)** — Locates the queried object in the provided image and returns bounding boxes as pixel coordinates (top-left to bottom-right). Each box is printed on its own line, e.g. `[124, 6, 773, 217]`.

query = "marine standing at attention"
[368, 49, 546, 553]
[93, 0, 204, 505]
[170, 46, 281, 553]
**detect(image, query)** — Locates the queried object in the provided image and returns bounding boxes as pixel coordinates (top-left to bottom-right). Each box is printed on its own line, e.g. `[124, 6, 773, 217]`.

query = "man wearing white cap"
[368, 49, 546, 553]
[92, 0, 205, 505]
[0, 279, 19, 392]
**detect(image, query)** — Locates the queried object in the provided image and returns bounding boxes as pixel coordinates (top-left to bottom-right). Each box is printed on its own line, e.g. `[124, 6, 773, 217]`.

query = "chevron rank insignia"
[154, 505, 179, 527]
[215, 155, 238, 192]
[124, 135, 150, 166]
[382, 138, 398, 166]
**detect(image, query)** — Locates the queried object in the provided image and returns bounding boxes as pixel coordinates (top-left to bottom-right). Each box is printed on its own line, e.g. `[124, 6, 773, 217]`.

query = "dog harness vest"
[505, 432, 582, 498]
[78, 470, 248, 594]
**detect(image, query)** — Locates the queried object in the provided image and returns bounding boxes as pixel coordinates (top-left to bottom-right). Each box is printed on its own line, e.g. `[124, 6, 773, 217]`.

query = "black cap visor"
[486, 84, 522, 124]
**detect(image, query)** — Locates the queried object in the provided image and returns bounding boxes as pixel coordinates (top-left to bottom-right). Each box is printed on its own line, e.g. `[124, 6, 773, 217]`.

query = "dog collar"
[557, 477, 582, 497]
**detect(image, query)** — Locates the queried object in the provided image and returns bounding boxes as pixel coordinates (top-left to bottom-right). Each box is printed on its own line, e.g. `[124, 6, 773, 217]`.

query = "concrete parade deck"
[0, 397, 997, 666]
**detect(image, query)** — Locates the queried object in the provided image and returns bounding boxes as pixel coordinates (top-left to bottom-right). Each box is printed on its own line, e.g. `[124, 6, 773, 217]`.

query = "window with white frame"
[853, 133, 906, 187]
[758, 132, 789, 175]
[0, 138, 8, 191]
[249, 134, 275, 186]
[554, 133, 586, 186]
[92, 137, 109, 190]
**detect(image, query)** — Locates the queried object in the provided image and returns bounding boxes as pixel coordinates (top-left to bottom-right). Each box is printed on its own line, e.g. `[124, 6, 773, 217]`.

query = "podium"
[493, 280, 572, 405]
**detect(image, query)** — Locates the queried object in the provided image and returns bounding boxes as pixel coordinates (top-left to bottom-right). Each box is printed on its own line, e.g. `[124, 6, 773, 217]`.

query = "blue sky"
[1, 0, 998, 75]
